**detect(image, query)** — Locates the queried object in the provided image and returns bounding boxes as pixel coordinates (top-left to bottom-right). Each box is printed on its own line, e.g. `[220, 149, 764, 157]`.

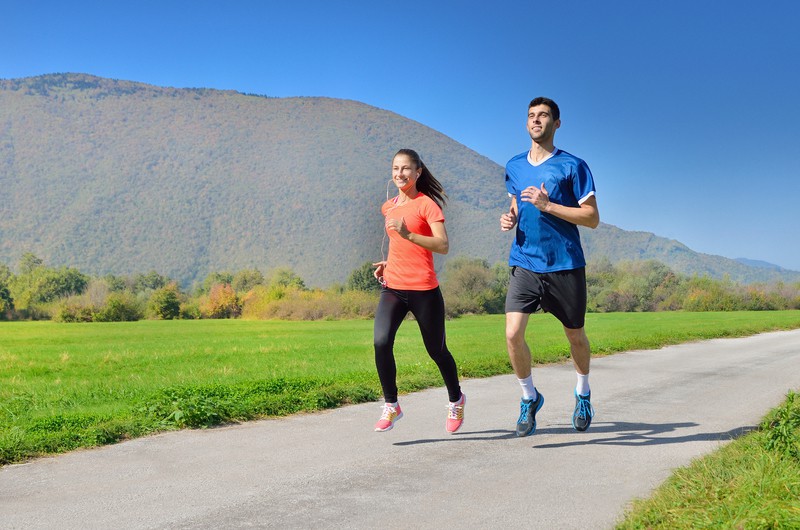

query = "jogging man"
[500, 97, 600, 437]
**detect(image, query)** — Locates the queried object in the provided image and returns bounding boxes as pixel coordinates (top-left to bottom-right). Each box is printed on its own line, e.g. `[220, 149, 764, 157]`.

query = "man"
[500, 97, 600, 437]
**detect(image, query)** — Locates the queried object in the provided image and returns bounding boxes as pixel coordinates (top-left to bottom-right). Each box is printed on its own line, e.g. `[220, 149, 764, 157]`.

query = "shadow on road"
[392, 422, 758, 448]
[534, 421, 757, 449]
[393, 429, 517, 445]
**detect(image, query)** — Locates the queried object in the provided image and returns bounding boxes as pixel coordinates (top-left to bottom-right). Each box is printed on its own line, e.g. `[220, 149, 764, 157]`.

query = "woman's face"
[391, 154, 421, 192]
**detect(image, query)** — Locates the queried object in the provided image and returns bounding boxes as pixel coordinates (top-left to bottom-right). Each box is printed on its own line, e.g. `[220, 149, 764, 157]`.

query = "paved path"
[2, 329, 800, 529]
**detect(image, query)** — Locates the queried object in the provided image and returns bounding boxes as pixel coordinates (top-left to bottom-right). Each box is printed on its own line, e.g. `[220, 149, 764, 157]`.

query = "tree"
[148, 283, 182, 320]
[202, 283, 241, 318]
[9, 264, 89, 310]
[93, 292, 143, 322]
[18, 253, 44, 275]
[133, 270, 170, 293]
[440, 256, 500, 315]
[0, 281, 12, 316]
[0, 263, 12, 284]
[269, 268, 306, 290]
[200, 271, 234, 294]
[102, 274, 128, 292]
[232, 269, 265, 293]
[347, 261, 380, 293]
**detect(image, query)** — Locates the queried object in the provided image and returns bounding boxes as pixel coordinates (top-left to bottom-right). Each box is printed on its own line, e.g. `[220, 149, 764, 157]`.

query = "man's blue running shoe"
[516, 392, 544, 437]
[572, 391, 594, 431]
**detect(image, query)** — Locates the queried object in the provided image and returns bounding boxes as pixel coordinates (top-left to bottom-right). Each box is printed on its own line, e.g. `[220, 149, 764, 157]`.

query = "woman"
[372, 148, 465, 433]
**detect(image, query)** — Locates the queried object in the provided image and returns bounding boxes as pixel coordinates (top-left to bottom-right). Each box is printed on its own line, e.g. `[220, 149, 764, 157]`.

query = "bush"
[147, 283, 182, 320]
[179, 302, 201, 320]
[10, 263, 89, 310]
[232, 269, 265, 294]
[201, 283, 241, 319]
[94, 292, 143, 322]
[241, 286, 377, 320]
[761, 391, 800, 460]
[441, 257, 505, 316]
[53, 302, 94, 323]
[347, 261, 381, 293]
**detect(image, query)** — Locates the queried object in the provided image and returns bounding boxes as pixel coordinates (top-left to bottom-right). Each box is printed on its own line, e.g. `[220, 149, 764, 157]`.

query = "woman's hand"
[385, 217, 410, 238]
[372, 261, 387, 285]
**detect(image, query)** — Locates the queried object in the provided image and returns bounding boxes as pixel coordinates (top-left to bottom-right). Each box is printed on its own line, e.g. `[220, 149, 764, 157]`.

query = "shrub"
[347, 261, 381, 293]
[241, 286, 377, 320]
[179, 302, 201, 320]
[201, 283, 241, 319]
[94, 292, 143, 322]
[761, 391, 800, 460]
[147, 283, 182, 320]
[53, 302, 94, 322]
[232, 269, 265, 294]
[441, 256, 503, 316]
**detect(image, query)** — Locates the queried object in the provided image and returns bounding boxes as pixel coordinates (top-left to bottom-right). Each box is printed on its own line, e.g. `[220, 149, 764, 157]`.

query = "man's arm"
[500, 195, 518, 231]
[521, 186, 599, 229]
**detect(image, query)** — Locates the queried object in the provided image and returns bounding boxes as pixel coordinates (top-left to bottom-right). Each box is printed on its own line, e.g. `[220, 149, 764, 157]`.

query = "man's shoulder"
[505, 151, 529, 168]
[553, 149, 587, 167]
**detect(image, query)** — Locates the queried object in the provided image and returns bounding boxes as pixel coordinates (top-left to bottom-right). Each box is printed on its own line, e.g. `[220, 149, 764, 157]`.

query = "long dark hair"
[393, 148, 447, 208]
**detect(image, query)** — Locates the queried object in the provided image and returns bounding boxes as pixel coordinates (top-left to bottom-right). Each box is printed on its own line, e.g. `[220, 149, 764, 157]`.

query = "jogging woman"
[372, 148, 465, 433]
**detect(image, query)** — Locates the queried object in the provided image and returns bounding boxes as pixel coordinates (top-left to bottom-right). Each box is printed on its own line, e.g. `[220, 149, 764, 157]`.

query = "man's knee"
[564, 326, 589, 348]
[505, 317, 527, 348]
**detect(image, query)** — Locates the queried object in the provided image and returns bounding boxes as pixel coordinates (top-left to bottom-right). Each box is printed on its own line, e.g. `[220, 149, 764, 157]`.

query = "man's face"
[527, 104, 560, 142]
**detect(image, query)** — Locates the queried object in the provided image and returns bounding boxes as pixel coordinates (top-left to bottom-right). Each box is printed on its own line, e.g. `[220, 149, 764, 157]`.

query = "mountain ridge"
[1, 73, 797, 286]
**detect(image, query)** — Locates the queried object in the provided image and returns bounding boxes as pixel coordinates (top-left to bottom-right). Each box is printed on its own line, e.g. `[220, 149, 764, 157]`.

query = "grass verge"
[617, 391, 800, 529]
[1, 311, 799, 465]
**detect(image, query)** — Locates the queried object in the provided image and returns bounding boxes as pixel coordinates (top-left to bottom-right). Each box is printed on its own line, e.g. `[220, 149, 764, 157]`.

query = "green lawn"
[1, 311, 799, 465]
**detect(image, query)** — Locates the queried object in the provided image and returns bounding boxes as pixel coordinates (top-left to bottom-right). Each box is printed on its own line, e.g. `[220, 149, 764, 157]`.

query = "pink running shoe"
[374, 403, 403, 432]
[446, 393, 466, 433]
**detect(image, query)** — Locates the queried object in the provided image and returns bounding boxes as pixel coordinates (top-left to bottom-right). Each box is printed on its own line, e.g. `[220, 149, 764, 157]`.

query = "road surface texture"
[2, 329, 799, 529]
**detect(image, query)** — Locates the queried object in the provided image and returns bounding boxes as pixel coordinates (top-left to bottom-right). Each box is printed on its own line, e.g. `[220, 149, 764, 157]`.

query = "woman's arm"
[386, 218, 450, 254]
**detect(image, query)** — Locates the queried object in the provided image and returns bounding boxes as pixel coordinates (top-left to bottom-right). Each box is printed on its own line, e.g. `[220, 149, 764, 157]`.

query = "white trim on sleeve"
[578, 190, 596, 205]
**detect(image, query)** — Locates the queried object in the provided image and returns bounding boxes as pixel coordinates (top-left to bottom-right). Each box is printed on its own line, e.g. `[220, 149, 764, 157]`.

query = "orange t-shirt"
[381, 192, 444, 290]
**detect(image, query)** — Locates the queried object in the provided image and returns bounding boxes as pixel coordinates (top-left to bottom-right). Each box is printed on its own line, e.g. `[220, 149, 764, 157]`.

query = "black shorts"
[505, 266, 587, 329]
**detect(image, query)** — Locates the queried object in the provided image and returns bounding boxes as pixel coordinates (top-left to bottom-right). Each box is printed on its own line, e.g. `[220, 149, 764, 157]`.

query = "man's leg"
[564, 326, 594, 431]
[507, 311, 543, 436]
[505, 311, 531, 378]
[563, 326, 590, 376]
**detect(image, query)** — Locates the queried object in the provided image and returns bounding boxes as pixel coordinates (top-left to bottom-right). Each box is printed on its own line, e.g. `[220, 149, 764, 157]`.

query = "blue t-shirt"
[504, 148, 596, 273]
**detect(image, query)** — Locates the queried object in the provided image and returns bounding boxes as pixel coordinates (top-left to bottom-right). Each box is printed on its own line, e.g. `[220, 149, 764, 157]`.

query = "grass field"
[2, 311, 800, 466]
[617, 391, 800, 529]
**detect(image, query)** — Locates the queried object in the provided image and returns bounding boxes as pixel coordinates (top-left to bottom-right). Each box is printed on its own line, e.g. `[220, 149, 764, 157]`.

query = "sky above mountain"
[3, 0, 799, 270]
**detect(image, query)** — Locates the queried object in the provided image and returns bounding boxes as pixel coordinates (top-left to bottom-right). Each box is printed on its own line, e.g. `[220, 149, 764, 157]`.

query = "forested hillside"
[1, 73, 797, 286]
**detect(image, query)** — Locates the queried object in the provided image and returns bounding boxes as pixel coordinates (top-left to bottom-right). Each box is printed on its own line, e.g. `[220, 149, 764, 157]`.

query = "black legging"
[373, 286, 461, 403]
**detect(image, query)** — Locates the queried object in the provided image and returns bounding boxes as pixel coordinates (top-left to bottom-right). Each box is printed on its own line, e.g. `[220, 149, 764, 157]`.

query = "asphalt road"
[2, 329, 799, 529]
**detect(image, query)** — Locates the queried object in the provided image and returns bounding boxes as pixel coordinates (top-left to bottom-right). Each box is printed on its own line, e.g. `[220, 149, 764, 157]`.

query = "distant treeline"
[1, 253, 798, 322]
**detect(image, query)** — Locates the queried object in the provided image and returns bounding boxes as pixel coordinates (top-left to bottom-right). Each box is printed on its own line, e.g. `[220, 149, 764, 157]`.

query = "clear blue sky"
[4, 1, 800, 270]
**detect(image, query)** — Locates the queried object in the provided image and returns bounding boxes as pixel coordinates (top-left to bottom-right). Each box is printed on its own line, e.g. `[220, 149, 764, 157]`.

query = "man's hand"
[500, 206, 517, 231]
[521, 183, 550, 212]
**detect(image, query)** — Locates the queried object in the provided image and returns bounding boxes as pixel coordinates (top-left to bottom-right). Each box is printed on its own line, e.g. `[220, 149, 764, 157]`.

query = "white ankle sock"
[518, 376, 537, 401]
[576, 373, 590, 396]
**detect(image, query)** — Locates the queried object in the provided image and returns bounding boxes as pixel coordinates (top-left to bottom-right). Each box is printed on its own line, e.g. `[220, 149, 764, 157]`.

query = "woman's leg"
[409, 288, 461, 402]
[373, 288, 408, 403]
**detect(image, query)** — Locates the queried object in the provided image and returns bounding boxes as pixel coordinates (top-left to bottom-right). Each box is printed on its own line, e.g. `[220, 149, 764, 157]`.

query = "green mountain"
[580, 224, 800, 284]
[1, 73, 797, 286]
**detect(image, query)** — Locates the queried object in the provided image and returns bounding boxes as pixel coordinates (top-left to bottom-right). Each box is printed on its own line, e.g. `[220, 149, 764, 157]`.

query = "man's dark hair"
[529, 97, 560, 121]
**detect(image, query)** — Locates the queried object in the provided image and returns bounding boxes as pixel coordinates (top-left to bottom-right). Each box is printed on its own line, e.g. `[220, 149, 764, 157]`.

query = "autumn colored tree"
[202, 283, 241, 318]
